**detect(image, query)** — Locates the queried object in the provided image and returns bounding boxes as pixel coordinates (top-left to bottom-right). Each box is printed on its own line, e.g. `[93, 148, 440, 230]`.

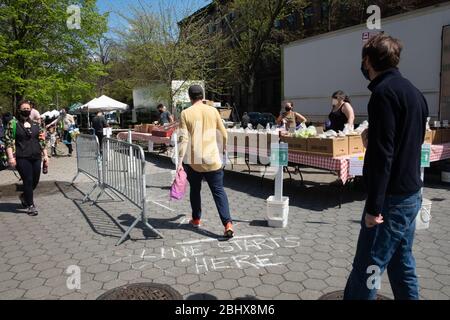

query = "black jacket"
[363, 68, 429, 216]
[92, 116, 107, 134]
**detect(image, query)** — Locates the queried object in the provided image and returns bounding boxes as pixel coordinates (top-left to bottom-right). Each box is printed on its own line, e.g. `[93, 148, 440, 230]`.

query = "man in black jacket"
[344, 34, 428, 300]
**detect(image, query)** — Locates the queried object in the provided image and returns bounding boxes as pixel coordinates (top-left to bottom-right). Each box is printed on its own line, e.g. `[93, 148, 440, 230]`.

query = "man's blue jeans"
[344, 191, 422, 300]
[184, 165, 232, 226]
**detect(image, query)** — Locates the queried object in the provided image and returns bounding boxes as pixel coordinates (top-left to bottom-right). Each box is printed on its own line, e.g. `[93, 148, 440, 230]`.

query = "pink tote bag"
[170, 167, 187, 200]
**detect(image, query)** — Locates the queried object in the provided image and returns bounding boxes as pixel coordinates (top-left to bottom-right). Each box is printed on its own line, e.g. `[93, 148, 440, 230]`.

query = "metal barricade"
[101, 138, 163, 245]
[71, 134, 102, 202]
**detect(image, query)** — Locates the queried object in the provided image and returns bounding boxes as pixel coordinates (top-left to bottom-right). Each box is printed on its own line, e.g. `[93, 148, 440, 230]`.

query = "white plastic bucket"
[266, 196, 289, 228]
[416, 198, 431, 230]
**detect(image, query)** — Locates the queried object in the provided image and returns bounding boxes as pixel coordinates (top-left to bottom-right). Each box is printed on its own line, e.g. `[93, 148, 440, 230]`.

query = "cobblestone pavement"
[0, 144, 449, 300]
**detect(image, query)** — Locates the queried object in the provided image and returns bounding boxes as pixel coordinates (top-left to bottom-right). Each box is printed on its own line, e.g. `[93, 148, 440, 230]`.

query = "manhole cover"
[318, 290, 391, 300]
[97, 283, 183, 300]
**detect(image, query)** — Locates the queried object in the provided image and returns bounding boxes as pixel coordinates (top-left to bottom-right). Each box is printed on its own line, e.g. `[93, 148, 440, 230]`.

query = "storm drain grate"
[97, 283, 183, 300]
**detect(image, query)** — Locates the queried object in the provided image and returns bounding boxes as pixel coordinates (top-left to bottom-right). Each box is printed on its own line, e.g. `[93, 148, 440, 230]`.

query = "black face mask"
[361, 61, 371, 81]
[285, 107, 292, 112]
[20, 110, 31, 118]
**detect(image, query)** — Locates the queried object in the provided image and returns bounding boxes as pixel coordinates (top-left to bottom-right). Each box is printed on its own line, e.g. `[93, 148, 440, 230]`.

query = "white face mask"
[332, 99, 339, 106]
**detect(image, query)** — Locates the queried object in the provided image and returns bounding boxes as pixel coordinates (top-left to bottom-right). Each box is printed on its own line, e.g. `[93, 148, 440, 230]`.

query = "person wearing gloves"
[46, 108, 75, 156]
[326, 90, 355, 132]
[344, 34, 428, 300]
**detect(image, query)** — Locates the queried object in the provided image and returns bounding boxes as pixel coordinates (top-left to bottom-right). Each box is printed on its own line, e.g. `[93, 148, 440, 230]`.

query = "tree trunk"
[247, 73, 256, 112]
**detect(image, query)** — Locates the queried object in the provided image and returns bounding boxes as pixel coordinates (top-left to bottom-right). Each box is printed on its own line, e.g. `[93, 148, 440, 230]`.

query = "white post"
[171, 132, 179, 169]
[127, 129, 132, 144]
[275, 166, 283, 202]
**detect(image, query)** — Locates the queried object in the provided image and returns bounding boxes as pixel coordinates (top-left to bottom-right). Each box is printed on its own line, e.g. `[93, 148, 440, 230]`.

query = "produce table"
[116, 131, 172, 145]
[229, 143, 450, 208]
[230, 145, 356, 184]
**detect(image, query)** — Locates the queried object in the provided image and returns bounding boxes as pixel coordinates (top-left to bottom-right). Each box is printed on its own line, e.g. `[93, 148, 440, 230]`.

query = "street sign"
[271, 143, 288, 167]
[421, 144, 431, 168]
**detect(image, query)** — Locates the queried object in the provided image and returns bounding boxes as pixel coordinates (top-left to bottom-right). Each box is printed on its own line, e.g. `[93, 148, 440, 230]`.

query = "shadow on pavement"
[0, 202, 23, 214]
[116, 213, 226, 241]
[144, 152, 368, 211]
[55, 181, 125, 239]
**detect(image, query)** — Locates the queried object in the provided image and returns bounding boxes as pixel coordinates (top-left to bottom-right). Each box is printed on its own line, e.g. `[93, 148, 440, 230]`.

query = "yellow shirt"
[178, 102, 228, 172]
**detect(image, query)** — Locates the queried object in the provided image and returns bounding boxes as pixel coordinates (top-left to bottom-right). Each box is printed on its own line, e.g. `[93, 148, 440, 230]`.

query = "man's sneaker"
[19, 193, 27, 208]
[189, 219, 201, 228]
[224, 222, 234, 238]
[26, 205, 38, 216]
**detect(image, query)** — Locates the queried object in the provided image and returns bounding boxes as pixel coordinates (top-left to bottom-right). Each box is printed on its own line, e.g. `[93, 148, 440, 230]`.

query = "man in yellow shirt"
[178, 85, 234, 238]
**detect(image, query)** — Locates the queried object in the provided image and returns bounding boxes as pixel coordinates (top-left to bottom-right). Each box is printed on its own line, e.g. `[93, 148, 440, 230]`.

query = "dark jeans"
[95, 132, 104, 153]
[344, 191, 422, 300]
[16, 158, 41, 207]
[63, 130, 73, 154]
[184, 165, 232, 226]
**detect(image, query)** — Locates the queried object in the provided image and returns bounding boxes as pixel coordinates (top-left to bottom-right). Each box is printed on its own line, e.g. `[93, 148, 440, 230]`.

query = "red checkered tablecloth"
[229, 145, 352, 183]
[288, 151, 353, 183]
[116, 131, 171, 145]
[430, 143, 450, 162]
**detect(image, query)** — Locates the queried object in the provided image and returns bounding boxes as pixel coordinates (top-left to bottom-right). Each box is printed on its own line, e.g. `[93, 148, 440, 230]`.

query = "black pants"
[16, 158, 41, 207]
[63, 130, 73, 154]
[95, 132, 104, 153]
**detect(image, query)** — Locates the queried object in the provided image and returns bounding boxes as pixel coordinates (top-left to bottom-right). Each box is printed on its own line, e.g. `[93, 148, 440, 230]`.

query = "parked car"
[247, 112, 276, 128]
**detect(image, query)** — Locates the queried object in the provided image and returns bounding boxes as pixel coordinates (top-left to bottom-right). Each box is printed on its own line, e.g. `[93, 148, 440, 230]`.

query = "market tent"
[41, 110, 60, 119]
[80, 95, 128, 113]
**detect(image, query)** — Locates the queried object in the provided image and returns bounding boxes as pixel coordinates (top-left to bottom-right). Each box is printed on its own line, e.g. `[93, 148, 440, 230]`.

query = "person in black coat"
[344, 33, 428, 300]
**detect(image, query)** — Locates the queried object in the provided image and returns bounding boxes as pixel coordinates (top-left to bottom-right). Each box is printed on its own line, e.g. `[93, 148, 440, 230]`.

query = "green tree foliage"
[214, 0, 308, 110]
[109, 0, 226, 111]
[0, 0, 108, 112]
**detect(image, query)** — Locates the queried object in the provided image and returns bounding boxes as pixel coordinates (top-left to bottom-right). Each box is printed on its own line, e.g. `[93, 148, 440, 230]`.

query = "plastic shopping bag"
[170, 167, 187, 200]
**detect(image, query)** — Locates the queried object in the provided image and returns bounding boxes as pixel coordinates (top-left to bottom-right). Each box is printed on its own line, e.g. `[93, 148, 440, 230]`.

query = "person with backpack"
[4, 100, 48, 216]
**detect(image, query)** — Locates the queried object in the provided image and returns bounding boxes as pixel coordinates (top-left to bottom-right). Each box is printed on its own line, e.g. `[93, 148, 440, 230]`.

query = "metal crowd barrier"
[71, 134, 102, 202]
[100, 138, 164, 245]
[72, 135, 168, 245]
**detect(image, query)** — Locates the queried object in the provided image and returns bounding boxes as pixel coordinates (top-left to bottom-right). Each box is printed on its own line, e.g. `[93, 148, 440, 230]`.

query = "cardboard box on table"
[431, 129, 442, 144]
[424, 130, 433, 144]
[348, 135, 365, 155]
[280, 136, 308, 152]
[307, 137, 349, 157]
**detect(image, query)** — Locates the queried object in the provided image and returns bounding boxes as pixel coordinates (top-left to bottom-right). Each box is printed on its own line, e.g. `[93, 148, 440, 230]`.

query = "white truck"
[282, 2, 450, 123]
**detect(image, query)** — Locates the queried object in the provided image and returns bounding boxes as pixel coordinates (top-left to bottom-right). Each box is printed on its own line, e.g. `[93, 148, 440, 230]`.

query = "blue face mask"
[361, 61, 370, 81]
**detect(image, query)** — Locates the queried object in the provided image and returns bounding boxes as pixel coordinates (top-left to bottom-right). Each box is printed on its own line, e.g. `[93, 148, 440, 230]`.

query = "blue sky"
[96, 0, 210, 35]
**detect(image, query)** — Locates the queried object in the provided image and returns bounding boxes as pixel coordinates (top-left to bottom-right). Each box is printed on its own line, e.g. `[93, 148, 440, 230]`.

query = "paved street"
[0, 145, 449, 300]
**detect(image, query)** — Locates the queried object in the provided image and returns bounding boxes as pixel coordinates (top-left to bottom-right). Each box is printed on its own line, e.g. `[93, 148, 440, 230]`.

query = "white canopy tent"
[80, 95, 128, 113]
[41, 110, 60, 119]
